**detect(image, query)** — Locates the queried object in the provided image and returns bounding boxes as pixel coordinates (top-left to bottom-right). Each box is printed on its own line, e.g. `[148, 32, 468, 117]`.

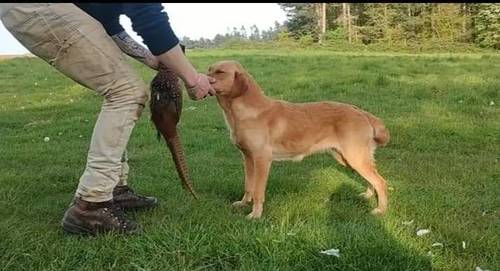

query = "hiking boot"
[113, 185, 158, 210]
[61, 198, 140, 235]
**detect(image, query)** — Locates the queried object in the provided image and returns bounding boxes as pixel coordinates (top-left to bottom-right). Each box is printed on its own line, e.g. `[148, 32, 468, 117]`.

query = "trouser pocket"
[2, 4, 61, 64]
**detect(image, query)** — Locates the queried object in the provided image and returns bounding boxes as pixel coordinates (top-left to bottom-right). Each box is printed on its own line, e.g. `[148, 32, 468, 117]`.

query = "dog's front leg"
[233, 152, 255, 208]
[247, 154, 272, 219]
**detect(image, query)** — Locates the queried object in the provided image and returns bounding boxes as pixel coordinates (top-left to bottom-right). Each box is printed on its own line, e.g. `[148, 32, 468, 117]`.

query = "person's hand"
[185, 73, 216, 100]
[156, 44, 216, 99]
[144, 54, 159, 70]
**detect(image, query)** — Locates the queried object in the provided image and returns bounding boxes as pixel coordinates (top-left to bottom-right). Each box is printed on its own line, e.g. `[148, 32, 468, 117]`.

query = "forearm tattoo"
[112, 31, 152, 64]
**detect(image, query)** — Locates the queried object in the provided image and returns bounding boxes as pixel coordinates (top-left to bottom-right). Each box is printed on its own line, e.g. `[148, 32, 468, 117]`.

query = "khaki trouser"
[1, 3, 148, 202]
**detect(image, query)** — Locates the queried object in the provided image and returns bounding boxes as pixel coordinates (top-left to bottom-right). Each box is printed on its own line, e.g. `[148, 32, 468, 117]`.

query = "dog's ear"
[231, 70, 249, 97]
[180, 44, 186, 55]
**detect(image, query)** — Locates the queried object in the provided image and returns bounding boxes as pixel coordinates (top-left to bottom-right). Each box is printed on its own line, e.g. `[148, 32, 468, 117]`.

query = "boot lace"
[102, 205, 130, 228]
[124, 187, 148, 201]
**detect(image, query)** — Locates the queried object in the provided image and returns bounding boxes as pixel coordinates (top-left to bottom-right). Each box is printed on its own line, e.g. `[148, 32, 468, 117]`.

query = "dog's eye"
[215, 70, 225, 74]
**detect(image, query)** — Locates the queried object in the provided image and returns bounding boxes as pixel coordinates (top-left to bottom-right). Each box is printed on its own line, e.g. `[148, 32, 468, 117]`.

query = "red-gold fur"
[208, 61, 390, 219]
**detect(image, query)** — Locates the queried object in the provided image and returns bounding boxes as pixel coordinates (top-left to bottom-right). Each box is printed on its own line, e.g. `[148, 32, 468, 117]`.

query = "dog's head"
[208, 60, 250, 97]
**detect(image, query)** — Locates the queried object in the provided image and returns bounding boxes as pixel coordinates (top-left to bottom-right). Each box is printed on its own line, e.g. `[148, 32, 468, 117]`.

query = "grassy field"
[0, 49, 499, 270]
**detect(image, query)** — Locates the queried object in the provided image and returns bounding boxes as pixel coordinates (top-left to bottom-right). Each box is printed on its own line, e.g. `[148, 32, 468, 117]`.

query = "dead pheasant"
[149, 45, 198, 199]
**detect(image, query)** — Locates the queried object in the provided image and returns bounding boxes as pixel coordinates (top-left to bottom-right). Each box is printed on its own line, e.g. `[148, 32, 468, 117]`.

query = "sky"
[0, 3, 287, 55]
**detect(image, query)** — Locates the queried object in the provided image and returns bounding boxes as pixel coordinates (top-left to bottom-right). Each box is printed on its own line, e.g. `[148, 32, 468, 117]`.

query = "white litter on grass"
[58, 132, 63, 136]
[34, 82, 38, 86]
[462, 241, 466, 249]
[431, 242, 444, 248]
[320, 248, 340, 257]
[476, 266, 490, 271]
[402, 220, 414, 226]
[43, 137, 50, 142]
[482, 211, 487, 216]
[458, 100, 464, 103]
[489, 101, 495, 106]
[70, 99, 74, 103]
[427, 251, 434, 257]
[416, 229, 431, 236]
[79, 135, 83, 138]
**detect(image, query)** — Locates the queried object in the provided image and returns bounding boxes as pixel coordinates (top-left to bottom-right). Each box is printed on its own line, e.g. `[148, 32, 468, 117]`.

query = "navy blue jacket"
[75, 3, 179, 55]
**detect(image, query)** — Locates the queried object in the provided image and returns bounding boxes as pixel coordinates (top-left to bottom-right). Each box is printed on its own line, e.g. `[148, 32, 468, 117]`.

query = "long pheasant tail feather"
[166, 134, 198, 199]
[149, 44, 198, 199]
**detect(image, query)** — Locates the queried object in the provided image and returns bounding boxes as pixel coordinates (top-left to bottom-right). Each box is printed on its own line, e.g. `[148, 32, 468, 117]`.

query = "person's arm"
[156, 44, 199, 90]
[156, 44, 215, 100]
[111, 31, 159, 70]
[74, 4, 159, 69]
[122, 4, 215, 99]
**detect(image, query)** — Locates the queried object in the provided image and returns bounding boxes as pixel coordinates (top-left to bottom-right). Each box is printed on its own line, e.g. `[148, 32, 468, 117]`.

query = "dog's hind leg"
[329, 148, 347, 167]
[330, 148, 374, 199]
[342, 144, 388, 215]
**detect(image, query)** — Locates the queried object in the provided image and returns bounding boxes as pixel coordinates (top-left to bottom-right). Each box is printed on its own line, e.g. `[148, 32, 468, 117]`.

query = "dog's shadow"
[222, 152, 378, 211]
[320, 183, 431, 270]
[219, 154, 432, 270]
[266, 153, 370, 198]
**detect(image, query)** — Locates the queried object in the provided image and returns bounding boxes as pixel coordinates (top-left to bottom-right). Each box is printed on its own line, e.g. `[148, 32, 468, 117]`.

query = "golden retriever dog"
[208, 60, 390, 219]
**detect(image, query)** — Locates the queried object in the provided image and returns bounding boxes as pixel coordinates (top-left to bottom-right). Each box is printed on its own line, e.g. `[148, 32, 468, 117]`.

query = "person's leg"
[113, 150, 158, 209]
[1, 3, 148, 234]
[118, 150, 129, 187]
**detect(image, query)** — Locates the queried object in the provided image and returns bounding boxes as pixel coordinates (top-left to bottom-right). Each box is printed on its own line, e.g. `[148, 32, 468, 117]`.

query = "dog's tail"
[363, 111, 390, 147]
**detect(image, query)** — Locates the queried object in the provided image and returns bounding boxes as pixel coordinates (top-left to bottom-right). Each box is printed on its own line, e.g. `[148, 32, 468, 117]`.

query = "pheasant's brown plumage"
[149, 45, 198, 199]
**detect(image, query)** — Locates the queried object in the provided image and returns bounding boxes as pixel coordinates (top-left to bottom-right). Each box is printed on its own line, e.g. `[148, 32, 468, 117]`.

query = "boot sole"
[116, 199, 159, 211]
[62, 220, 96, 236]
[62, 220, 142, 236]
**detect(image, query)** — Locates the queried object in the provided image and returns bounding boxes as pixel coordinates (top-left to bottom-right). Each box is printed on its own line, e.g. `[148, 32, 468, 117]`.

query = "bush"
[474, 4, 500, 49]
[299, 34, 315, 46]
[324, 27, 348, 43]
[277, 31, 292, 42]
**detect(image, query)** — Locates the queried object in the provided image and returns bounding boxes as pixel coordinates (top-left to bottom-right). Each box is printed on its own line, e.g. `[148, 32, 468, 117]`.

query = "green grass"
[219, 39, 499, 55]
[0, 49, 499, 270]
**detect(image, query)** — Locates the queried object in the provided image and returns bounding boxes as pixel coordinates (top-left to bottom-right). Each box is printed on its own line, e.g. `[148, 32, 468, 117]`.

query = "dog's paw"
[359, 191, 374, 199]
[232, 201, 248, 208]
[370, 208, 385, 215]
[246, 212, 262, 220]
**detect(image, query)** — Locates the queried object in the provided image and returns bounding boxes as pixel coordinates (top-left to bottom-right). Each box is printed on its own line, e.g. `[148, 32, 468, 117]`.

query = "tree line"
[179, 3, 499, 50]
[180, 22, 284, 49]
[279, 3, 499, 49]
